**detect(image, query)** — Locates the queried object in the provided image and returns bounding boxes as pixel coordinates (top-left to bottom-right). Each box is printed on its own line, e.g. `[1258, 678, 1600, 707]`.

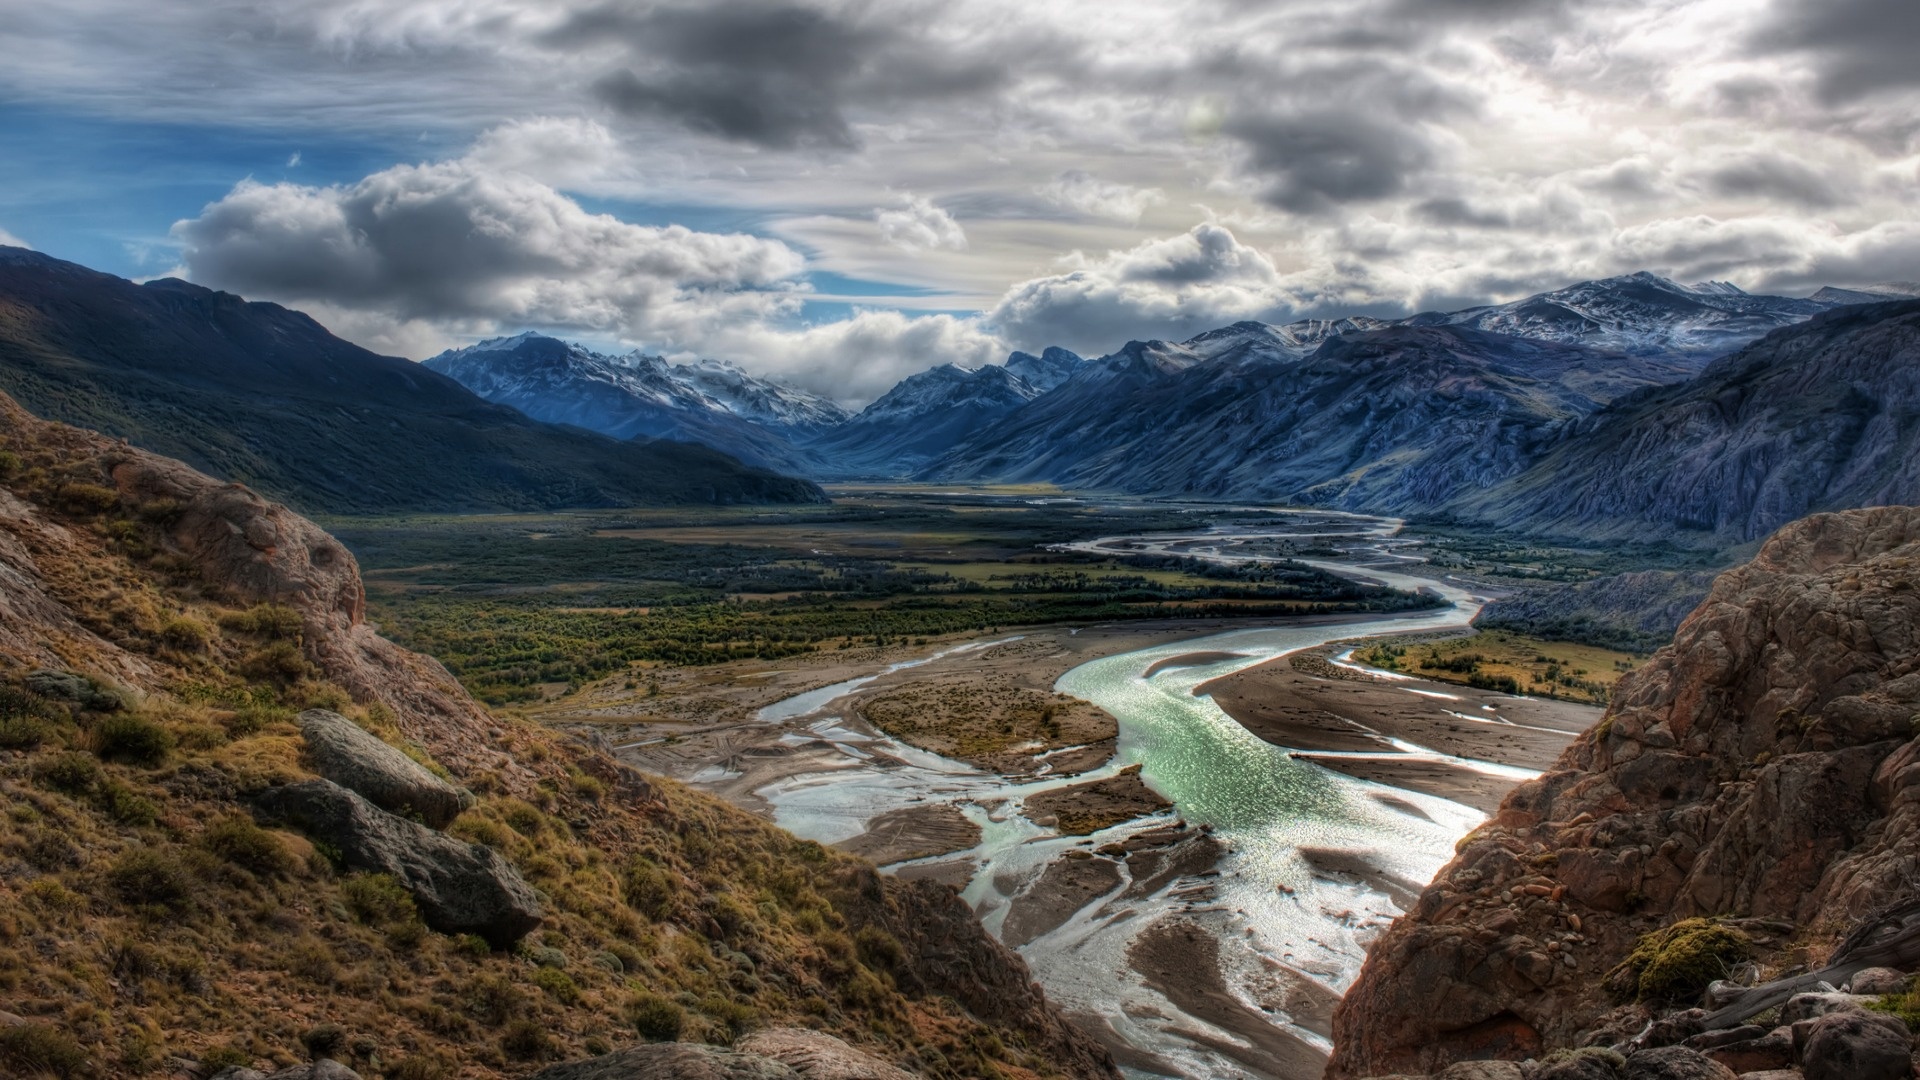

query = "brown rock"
[1621, 1046, 1736, 1079]
[1848, 967, 1911, 994]
[1328, 508, 1920, 1078]
[1800, 1010, 1913, 1080]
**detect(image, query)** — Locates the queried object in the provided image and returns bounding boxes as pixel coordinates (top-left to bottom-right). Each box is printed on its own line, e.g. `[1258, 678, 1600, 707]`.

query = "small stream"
[753, 525, 1518, 1078]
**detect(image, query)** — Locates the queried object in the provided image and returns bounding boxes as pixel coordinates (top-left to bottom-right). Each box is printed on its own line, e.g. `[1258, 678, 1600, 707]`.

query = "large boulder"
[528, 1043, 801, 1079]
[297, 709, 471, 828]
[1849, 967, 1912, 994]
[1800, 1010, 1913, 1080]
[255, 779, 541, 945]
[736, 1029, 920, 1079]
[1619, 1046, 1735, 1080]
[1534, 1048, 1626, 1080]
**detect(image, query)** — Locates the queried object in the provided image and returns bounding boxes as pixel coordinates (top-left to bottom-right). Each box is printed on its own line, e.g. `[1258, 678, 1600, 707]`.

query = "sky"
[1, 0, 1917, 405]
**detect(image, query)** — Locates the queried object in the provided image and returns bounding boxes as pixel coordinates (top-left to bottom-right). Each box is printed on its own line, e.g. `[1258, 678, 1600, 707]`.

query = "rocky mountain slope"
[1461, 299, 1920, 545]
[805, 362, 1055, 477]
[1476, 570, 1720, 653]
[926, 325, 1688, 511]
[0, 391, 1110, 1080]
[424, 334, 846, 474]
[1411, 272, 1831, 362]
[1328, 504, 1920, 1077]
[0, 249, 821, 514]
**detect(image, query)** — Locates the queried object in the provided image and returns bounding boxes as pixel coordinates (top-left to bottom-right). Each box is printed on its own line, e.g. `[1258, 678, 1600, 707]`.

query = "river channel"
[753, 517, 1516, 1078]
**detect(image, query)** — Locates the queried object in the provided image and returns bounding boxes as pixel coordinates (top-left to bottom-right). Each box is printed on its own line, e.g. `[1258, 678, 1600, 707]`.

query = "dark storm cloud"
[549, 0, 1014, 150]
[1751, 0, 1920, 103]
[1705, 154, 1844, 208]
[1224, 109, 1437, 213]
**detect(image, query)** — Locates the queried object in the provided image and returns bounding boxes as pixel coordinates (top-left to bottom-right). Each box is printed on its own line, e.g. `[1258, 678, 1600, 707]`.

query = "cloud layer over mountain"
[4, 0, 1916, 401]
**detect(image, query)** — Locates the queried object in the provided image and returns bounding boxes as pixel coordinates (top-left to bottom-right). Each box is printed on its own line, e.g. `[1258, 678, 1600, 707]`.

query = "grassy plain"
[330, 489, 1440, 705]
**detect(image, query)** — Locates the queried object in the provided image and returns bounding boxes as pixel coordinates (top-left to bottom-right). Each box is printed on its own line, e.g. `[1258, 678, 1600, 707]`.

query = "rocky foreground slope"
[1330, 505, 1920, 1078]
[0, 391, 1111, 1079]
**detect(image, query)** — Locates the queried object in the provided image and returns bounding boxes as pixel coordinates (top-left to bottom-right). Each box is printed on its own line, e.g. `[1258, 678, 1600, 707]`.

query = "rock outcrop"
[527, 1043, 802, 1079]
[1330, 505, 1920, 1077]
[255, 779, 544, 945]
[297, 708, 471, 827]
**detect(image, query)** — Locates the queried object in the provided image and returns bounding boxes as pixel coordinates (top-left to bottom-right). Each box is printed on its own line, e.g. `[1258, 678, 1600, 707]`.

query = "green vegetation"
[1609, 918, 1751, 1003]
[1355, 630, 1643, 705]
[335, 493, 1440, 704]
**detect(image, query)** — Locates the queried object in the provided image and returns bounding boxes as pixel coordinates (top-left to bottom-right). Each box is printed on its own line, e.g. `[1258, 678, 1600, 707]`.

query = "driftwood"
[1701, 899, 1920, 1030]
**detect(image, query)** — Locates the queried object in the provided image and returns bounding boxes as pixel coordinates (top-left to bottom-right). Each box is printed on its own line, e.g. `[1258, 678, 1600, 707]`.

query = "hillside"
[1464, 299, 1920, 544]
[926, 324, 1687, 511]
[1329, 504, 1920, 1077]
[0, 249, 823, 514]
[0, 390, 1110, 1080]
[1475, 570, 1719, 653]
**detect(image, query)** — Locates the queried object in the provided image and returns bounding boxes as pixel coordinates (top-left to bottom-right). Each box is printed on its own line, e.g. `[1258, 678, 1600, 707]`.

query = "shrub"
[203, 816, 293, 877]
[108, 848, 196, 911]
[54, 481, 120, 515]
[465, 974, 525, 1025]
[699, 994, 759, 1041]
[240, 641, 314, 686]
[0, 711, 51, 749]
[221, 604, 304, 639]
[627, 991, 685, 1042]
[623, 860, 675, 920]
[200, 1045, 253, 1071]
[1610, 918, 1750, 1003]
[501, 800, 545, 836]
[854, 925, 905, 972]
[0, 1022, 89, 1077]
[93, 712, 175, 765]
[533, 966, 580, 1004]
[341, 873, 418, 926]
[161, 617, 212, 653]
[301, 1024, 347, 1061]
[34, 751, 101, 794]
[499, 1019, 553, 1061]
[98, 778, 159, 826]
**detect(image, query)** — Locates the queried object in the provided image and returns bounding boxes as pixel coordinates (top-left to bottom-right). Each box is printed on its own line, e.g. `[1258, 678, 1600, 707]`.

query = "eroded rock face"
[297, 709, 471, 828]
[1329, 506, 1920, 1078]
[735, 1029, 921, 1080]
[255, 779, 542, 945]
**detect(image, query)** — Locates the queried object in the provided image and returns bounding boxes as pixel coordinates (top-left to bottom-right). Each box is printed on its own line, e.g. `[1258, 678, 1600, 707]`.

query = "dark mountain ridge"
[0, 247, 823, 513]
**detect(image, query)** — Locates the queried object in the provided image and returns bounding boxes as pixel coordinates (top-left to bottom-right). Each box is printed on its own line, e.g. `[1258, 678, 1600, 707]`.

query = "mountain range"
[0, 248, 823, 514]
[5, 244, 1918, 543]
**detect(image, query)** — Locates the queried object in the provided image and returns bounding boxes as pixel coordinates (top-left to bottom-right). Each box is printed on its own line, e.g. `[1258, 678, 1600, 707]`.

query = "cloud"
[1700, 152, 1844, 208]
[986, 224, 1289, 351]
[699, 308, 1003, 405]
[171, 140, 807, 344]
[874, 194, 967, 251]
[1750, 0, 1920, 103]
[1038, 171, 1166, 224]
[0, 227, 30, 250]
[549, 0, 1015, 150]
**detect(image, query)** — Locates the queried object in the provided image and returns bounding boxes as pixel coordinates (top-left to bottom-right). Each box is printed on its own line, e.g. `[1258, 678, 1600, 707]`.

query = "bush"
[109, 848, 196, 911]
[499, 1019, 553, 1061]
[54, 481, 120, 515]
[240, 641, 314, 686]
[93, 712, 175, 765]
[385, 1056, 452, 1080]
[301, 1024, 347, 1061]
[161, 617, 212, 653]
[0, 711, 51, 749]
[627, 991, 685, 1042]
[341, 873, 418, 926]
[34, 751, 101, 794]
[98, 778, 159, 826]
[203, 816, 293, 877]
[0, 1022, 89, 1077]
[532, 966, 580, 1004]
[623, 860, 675, 920]
[1610, 918, 1750, 1003]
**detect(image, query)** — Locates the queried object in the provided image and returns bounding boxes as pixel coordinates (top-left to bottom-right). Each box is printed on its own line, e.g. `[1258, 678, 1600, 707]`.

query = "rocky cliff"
[1328, 505, 1920, 1077]
[0, 391, 1112, 1080]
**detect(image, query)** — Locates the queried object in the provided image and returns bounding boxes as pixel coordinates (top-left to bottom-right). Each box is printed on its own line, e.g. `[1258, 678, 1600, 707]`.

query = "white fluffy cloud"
[987, 224, 1289, 352]
[1039, 172, 1166, 224]
[699, 308, 1004, 405]
[874, 195, 967, 251]
[172, 142, 807, 344]
[0, 227, 29, 250]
